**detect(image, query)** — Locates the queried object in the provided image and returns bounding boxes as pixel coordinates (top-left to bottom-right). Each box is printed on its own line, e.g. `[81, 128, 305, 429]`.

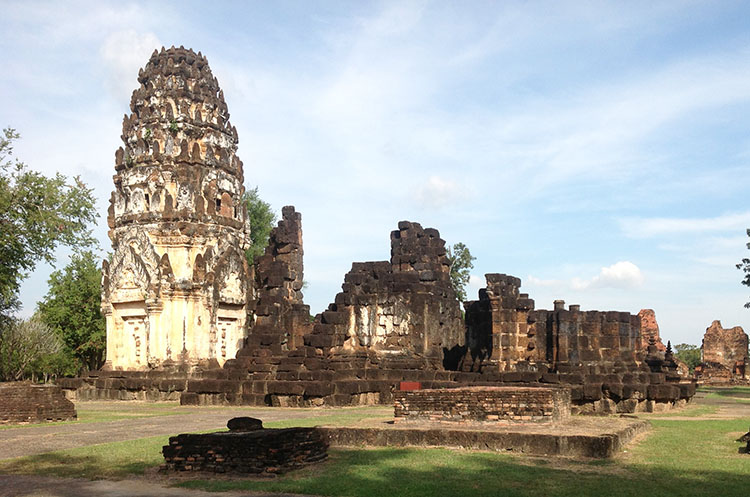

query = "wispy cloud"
[415, 176, 468, 209]
[620, 212, 750, 239]
[571, 261, 645, 290]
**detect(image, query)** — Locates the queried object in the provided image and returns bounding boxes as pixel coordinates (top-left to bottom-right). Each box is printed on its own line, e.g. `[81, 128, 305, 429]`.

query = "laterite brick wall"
[394, 386, 570, 423]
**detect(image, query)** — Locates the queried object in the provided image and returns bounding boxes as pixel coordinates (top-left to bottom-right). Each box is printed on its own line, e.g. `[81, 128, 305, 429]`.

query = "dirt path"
[0, 474, 310, 497]
[639, 389, 750, 421]
[0, 405, 370, 460]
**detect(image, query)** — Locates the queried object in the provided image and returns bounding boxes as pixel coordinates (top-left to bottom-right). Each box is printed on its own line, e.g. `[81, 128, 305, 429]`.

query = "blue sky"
[2, 1, 749, 346]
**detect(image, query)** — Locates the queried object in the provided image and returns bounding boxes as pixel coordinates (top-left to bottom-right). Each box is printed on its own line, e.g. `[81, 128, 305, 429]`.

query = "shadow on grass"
[175, 446, 749, 497]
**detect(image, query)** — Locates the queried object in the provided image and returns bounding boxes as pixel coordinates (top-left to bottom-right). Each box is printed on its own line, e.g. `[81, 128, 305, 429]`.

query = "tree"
[673, 343, 701, 373]
[0, 316, 63, 381]
[447, 242, 476, 302]
[0, 128, 98, 322]
[242, 186, 276, 265]
[37, 250, 106, 372]
[738, 228, 750, 308]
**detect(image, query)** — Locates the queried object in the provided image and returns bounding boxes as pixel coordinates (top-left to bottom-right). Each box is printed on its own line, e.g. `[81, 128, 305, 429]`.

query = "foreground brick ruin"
[0, 383, 76, 424]
[696, 320, 748, 384]
[60, 46, 696, 414]
[162, 417, 327, 474]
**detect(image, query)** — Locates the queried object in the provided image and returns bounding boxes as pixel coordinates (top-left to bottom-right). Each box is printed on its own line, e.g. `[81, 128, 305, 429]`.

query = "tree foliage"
[0, 128, 98, 321]
[243, 186, 277, 265]
[37, 250, 106, 372]
[738, 228, 750, 308]
[673, 343, 701, 373]
[0, 316, 63, 381]
[447, 242, 476, 302]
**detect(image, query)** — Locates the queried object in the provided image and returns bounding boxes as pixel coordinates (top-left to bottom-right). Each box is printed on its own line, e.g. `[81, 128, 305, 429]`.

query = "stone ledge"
[319, 418, 649, 459]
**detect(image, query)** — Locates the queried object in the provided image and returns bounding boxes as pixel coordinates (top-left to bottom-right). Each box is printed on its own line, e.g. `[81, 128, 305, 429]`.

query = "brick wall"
[394, 386, 570, 424]
[162, 427, 328, 474]
[0, 382, 77, 424]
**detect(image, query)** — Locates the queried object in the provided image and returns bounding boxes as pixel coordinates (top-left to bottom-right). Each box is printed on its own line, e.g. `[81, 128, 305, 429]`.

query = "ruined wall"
[0, 383, 77, 424]
[162, 427, 328, 474]
[394, 386, 570, 424]
[697, 320, 748, 382]
[637, 309, 666, 355]
[462, 275, 642, 372]
[233, 206, 312, 360]
[320, 221, 464, 366]
[102, 46, 251, 371]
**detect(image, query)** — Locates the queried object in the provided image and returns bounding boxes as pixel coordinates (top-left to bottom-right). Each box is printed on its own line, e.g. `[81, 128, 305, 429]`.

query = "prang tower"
[101, 47, 251, 371]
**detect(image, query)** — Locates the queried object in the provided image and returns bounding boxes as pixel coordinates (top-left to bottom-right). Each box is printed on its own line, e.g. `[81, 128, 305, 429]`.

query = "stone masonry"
[696, 320, 748, 383]
[394, 386, 570, 424]
[62, 46, 697, 414]
[637, 309, 666, 355]
[0, 383, 77, 424]
[162, 425, 328, 474]
[101, 46, 251, 371]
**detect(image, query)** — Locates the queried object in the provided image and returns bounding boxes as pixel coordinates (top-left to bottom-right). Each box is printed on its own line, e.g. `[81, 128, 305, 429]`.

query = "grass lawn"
[0, 388, 748, 497]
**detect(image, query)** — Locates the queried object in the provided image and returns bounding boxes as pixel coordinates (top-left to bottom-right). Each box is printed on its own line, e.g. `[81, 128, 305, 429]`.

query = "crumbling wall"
[637, 309, 666, 355]
[326, 221, 464, 366]
[162, 427, 328, 474]
[697, 320, 748, 383]
[244, 206, 311, 354]
[462, 275, 641, 372]
[0, 383, 77, 424]
[394, 386, 570, 424]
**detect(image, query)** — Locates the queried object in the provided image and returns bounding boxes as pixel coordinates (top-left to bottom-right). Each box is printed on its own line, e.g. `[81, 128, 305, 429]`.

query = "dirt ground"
[0, 389, 748, 497]
[0, 405, 363, 460]
[0, 474, 311, 497]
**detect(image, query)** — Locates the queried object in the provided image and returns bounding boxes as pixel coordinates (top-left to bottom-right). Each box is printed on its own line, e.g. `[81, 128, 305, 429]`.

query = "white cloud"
[415, 176, 466, 209]
[620, 212, 750, 239]
[571, 261, 645, 290]
[100, 30, 162, 100]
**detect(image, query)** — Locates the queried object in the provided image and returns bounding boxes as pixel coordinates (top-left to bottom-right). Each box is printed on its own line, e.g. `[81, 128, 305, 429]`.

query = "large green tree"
[447, 242, 476, 302]
[0, 316, 63, 381]
[0, 128, 98, 322]
[37, 250, 106, 372]
[738, 228, 750, 308]
[243, 186, 277, 265]
[673, 343, 701, 373]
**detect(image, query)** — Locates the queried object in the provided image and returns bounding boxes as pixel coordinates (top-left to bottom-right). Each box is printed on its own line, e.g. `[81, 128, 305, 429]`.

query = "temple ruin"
[696, 320, 748, 384]
[61, 46, 696, 413]
[101, 47, 252, 371]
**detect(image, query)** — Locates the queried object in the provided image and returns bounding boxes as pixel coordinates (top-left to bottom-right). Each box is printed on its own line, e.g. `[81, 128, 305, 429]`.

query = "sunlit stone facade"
[101, 47, 251, 370]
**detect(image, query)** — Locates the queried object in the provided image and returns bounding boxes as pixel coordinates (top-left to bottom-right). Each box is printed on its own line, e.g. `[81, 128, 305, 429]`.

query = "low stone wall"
[162, 427, 328, 474]
[321, 420, 650, 459]
[0, 382, 77, 424]
[394, 386, 570, 424]
[61, 364, 697, 414]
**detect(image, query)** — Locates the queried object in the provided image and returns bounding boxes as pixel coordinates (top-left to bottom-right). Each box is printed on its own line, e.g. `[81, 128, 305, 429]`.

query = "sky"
[2, 0, 749, 346]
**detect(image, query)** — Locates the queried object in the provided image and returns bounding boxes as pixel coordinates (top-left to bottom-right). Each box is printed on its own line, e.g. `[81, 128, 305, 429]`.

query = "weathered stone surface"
[394, 386, 570, 424]
[227, 416, 263, 431]
[162, 426, 328, 474]
[102, 47, 251, 371]
[697, 320, 748, 383]
[320, 419, 650, 459]
[637, 309, 666, 354]
[0, 383, 77, 424]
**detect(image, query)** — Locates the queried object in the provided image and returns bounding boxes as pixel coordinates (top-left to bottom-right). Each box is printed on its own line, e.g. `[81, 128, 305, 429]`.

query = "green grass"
[0, 410, 390, 479]
[640, 402, 719, 418]
[1, 391, 748, 496]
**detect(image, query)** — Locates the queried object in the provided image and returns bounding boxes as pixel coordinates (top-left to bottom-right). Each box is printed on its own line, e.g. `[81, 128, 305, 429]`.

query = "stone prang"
[696, 320, 748, 383]
[101, 46, 252, 371]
